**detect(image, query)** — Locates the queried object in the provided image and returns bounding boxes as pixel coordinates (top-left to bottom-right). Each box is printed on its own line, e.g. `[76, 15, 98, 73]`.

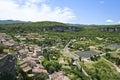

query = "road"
[102, 57, 120, 73]
[63, 40, 79, 60]
[63, 40, 92, 79]
[100, 52, 120, 73]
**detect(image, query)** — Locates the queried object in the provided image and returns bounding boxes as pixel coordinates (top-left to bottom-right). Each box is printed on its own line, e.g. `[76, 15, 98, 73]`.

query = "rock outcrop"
[99, 27, 120, 32]
[0, 54, 16, 77]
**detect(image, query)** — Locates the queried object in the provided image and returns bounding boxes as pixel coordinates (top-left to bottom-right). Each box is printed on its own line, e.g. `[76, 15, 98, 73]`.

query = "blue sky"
[0, 0, 120, 24]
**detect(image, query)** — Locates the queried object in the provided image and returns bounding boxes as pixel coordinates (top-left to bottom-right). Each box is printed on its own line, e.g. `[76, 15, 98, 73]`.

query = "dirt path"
[102, 57, 120, 73]
[63, 40, 92, 80]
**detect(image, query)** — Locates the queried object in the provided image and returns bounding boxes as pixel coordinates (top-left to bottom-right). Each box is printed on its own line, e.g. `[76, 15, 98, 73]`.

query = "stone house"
[50, 72, 70, 80]
[18, 57, 47, 77]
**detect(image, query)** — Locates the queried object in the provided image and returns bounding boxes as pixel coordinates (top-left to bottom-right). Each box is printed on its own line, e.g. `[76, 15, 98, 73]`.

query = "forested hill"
[0, 21, 120, 34]
[0, 21, 83, 33]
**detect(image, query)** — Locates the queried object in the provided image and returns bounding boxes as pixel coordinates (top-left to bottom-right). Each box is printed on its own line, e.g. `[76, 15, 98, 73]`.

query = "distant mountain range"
[0, 20, 29, 24]
[0, 20, 119, 26]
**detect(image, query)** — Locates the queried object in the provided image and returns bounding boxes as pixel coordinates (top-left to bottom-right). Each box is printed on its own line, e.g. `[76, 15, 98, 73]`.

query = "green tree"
[34, 73, 49, 80]
[106, 53, 111, 59]
[116, 58, 120, 66]
[42, 60, 61, 74]
[43, 50, 61, 60]
[0, 44, 6, 53]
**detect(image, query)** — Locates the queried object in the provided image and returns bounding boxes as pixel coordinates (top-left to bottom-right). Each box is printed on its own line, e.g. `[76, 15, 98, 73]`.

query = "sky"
[0, 0, 120, 25]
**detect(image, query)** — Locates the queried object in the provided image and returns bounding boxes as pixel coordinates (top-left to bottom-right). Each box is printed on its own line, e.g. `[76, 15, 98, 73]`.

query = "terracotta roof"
[18, 60, 26, 65]
[23, 57, 39, 62]
[20, 63, 28, 68]
[50, 72, 70, 80]
[18, 49, 27, 54]
[23, 66, 32, 72]
[32, 67, 47, 73]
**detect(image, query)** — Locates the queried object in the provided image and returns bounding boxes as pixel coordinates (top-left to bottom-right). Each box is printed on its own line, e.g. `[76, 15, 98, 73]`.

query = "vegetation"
[0, 44, 8, 53]
[43, 50, 61, 60]
[81, 59, 120, 80]
[42, 50, 62, 74]
[42, 60, 62, 74]
[34, 73, 49, 80]
[0, 21, 120, 80]
[104, 53, 120, 66]
[62, 66, 89, 80]
[90, 55, 101, 61]
[0, 45, 4, 53]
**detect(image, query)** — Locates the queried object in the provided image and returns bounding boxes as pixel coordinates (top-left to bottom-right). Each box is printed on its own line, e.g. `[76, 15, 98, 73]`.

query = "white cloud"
[0, 0, 76, 23]
[106, 19, 113, 23]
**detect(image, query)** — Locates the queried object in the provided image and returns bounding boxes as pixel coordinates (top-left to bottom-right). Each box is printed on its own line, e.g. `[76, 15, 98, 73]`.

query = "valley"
[0, 21, 120, 80]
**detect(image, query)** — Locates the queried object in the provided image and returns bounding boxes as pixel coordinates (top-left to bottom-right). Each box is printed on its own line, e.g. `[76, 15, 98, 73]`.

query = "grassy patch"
[81, 59, 120, 80]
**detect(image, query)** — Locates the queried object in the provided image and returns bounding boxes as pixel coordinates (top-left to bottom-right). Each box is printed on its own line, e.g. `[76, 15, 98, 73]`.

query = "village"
[0, 33, 71, 80]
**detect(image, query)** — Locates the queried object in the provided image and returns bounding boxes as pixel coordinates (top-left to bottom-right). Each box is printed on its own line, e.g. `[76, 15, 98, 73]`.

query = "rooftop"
[32, 67, 47, 74]
[50, 72, 70, 80]
[109, 44, 120, 49]
[77, 51, 99, 58]
[22, 66, 32, 72]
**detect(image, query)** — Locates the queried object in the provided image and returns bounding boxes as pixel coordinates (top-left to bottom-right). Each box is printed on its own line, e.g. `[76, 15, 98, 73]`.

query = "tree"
[0, 48, 3, 53]
[0, 44, 5, 53]
[43, 50, 61, 60]
[106, 53, 111, 59]
[42, 60, 61, 74]
[116, 58, 120, 66]
[90, 55, 100, 61]
[34, 73, 49, 80]
[104, 48, 112, 52]
[79, 57, 82, 61]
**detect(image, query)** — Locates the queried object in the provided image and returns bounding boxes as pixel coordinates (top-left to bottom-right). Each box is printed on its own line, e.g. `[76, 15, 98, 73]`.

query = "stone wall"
[0, 54, 16, 77]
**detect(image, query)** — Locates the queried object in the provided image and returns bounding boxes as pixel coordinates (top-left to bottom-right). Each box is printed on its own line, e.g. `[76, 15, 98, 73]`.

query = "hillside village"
[0, 33, 71, 80]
